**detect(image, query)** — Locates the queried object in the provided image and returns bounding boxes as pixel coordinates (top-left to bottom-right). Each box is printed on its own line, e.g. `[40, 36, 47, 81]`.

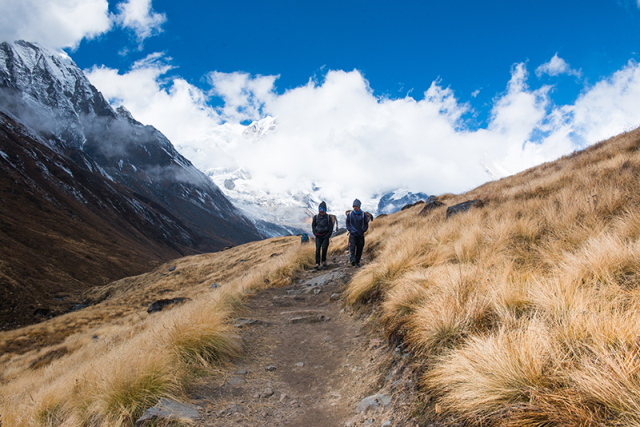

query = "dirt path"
[187, 251, 422, 427]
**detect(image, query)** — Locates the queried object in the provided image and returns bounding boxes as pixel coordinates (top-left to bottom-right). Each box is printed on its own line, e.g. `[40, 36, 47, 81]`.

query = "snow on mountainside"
[0, 41, 112, 149]
[176, 116, 317, 230]
[0, 40, 263, 246]
[242, 115, 277, 139]
[377, 190, 431, 215]
[0, 40, 276, 329]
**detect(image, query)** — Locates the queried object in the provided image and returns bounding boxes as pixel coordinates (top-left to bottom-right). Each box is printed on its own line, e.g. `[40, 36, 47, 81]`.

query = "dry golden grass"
[0, 236, 314, 426]
[6, 125, 640, 426]
[424, 321, 557, 425]
[342, 126, 640, 425]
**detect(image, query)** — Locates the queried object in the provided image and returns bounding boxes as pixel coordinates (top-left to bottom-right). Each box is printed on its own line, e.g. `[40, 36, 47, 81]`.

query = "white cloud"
[0, 0, 112, 50]
[114, 0, 166, 44]
[571, 60, 640, 143]
[490, 64, 547, 135]
[0, 0, 165, 50]
[85, 57, 640, 210]
[86, 53, 222, 145]
[207, 71, 278, 123]
[536, 53, 582, 78]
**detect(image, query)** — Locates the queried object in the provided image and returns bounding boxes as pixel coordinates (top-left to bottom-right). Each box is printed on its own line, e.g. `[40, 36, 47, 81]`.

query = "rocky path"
[184, 252, 422, 427]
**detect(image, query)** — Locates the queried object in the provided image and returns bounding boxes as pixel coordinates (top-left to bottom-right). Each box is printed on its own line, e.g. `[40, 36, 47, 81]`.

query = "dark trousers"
[315, 235, 330, 264]
[349, 234, 365, 263]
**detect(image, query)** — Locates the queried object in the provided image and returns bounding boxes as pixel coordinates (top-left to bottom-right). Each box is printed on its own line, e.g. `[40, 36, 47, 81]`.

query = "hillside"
[0, 111, 258, 330]
[0, 40, 267, 330]
[344, 125, 640, 425]
[3, 125, 640, 426]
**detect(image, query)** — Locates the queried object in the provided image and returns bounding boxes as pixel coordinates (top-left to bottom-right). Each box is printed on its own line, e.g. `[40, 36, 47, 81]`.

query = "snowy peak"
[182, 119, 429, 231]
[377, 190, 431, 215]
[0, 41, 115, 148]
[0, 41, 81, 94]
[0, 41, 203, 188]
[242, 116, 277, 139]
[115, 105, 139, 125]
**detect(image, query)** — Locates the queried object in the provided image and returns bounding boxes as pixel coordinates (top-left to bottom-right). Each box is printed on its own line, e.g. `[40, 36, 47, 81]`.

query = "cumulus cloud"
[572, 60, 640, 143]
[114, 0, 166, 44]
[0, 0, 112, 50]
[536, 53, 582, 78]
[86, 53, 222, 145]
[0, 0, 165, 50]
[85, 56, 640, 210]
[207, 72, 278, 123]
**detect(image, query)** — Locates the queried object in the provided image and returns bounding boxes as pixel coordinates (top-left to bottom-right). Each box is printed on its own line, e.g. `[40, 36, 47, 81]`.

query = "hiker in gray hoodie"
[346, 199, 369, 267]
[312, 201, 335, 268]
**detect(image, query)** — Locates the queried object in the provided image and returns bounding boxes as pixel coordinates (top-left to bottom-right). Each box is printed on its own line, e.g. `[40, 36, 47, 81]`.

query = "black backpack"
[314, 213, 337, 232]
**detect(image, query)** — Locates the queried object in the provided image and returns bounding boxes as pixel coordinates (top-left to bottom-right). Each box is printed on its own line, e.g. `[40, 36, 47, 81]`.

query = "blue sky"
[3, 0, 640, 201]
[65, 0, 640, 125]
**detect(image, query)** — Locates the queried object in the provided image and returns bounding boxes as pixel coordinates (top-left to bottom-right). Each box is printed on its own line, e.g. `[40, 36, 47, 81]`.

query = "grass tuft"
[166, 301, 241, 368]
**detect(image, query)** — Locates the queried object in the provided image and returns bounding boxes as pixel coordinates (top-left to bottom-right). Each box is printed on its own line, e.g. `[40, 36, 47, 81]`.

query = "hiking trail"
[186, 250, 424, 427]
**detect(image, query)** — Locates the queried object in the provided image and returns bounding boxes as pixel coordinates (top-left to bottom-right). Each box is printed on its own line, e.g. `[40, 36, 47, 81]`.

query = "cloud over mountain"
[86, 55, 640, 207]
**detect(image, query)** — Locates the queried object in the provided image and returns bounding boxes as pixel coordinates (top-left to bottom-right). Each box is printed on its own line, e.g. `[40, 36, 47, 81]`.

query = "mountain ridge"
[0, 40, 266, 329]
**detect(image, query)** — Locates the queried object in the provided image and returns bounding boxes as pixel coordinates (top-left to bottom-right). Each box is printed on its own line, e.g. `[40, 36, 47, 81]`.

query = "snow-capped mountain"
[207, 165, 312, 228]
[242, 115, 277, 139]
[377, 190, 431, 215]
[0, 40, 106, 149]
[0, 40, 263, 248]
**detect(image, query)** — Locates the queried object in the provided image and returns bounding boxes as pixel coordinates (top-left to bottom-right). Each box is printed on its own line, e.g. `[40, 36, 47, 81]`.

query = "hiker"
[346, 199, 369, 267]
[312, 201, 335, 269]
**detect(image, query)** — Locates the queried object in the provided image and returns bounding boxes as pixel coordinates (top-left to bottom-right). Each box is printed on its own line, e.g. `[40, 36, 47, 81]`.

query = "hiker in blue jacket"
[312, 201, 335, 269]
[346, 199, 369, 267]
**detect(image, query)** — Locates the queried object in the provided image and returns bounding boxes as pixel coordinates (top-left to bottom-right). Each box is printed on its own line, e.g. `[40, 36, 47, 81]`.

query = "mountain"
[207, 164, 315, 230]
[376, 190, 430, 214]
[189, 116, 319, 231]
[0, 40, 263, 329]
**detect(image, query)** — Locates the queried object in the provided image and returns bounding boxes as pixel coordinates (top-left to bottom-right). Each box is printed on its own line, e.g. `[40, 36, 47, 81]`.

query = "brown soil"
[187, 251, 425, 427]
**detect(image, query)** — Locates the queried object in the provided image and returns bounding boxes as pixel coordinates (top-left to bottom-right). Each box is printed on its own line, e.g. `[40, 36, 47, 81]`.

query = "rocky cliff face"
[0, 41, 263, 329]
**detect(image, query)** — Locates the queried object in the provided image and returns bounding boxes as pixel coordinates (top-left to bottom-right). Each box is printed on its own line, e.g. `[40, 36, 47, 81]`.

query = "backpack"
[345, 210, 372, 229]
[328, 214, 337, 231]
[301, 233, 309, 244]
[314, 213, 337, 233]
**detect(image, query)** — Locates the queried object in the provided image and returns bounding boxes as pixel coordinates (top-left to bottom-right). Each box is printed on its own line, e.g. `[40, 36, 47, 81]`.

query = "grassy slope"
[0, 236, 315, 426]
[345, 126, 640, 425]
